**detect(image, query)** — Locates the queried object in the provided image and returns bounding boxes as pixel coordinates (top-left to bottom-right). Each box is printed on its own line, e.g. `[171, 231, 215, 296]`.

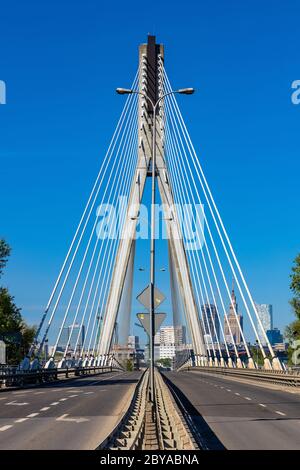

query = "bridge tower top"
[139, 35, 164, 114]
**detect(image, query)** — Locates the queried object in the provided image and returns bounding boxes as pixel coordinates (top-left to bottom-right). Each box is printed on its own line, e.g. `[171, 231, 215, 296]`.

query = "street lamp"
[117, 85, 194, 402]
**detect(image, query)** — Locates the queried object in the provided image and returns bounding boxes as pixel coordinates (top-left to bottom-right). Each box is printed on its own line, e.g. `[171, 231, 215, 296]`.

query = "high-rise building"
[201, 304, 220, 342]
[256, 304, 273, 345]
[58, 324, 85, 355]
[266, 328, 283, 345]
[224, 286, 243, 344]
[158, 325, 186, 359]
[128, 335, 140, 350]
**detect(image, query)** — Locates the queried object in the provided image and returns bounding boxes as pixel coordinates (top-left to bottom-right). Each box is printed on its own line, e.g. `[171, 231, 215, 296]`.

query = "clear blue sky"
[1, 0, 299, 344]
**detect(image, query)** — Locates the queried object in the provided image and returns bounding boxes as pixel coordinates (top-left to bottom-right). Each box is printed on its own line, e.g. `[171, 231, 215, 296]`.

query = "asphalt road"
[164, 370, 300, 450]
[0, 370, 141, 449]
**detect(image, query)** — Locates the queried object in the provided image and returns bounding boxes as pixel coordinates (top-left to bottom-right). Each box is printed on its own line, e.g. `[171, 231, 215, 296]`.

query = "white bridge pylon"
[22, 36, 282, 372]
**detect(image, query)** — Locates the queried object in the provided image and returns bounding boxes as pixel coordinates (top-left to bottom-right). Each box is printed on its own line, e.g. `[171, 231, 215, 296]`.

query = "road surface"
[164, 370, 300, 450]
[0, 370, 141, 449]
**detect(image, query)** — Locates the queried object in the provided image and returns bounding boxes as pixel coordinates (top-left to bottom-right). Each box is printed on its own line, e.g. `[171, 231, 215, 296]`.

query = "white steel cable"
[38, 84, 139, 356]
[164, 88, 244, 360]
[160, 65, 238, 361]
[165, 121, 219, 359]
[31, 71, 140, 357]
[67, 103, 138, 358]
[47, 92, 139, 357]
[163, 71, 270, 359]
[79, 111, 138, 357]
[164, 96, 232, 360]
[64, 99, 139, 358]
[163, 72, 253, 359]
[86, 121, 139, 357]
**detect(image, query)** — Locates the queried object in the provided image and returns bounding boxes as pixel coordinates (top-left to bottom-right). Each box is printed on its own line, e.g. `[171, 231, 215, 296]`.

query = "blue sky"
[0, 0, 299, 345]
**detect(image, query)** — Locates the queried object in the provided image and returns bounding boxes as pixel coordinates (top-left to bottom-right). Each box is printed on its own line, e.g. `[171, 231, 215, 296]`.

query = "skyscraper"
[201, 304, 220, 342]
[256, 304, 273, 345]
[224, 285, 243, 344]
[58, 324, 85, 355]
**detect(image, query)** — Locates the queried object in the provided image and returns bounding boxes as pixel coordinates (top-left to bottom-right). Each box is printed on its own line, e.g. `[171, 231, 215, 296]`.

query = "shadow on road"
[163, 374, 226, 450]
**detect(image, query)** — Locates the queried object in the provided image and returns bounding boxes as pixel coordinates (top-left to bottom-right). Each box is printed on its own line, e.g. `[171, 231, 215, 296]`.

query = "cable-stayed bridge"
[1, 36, 300, 451]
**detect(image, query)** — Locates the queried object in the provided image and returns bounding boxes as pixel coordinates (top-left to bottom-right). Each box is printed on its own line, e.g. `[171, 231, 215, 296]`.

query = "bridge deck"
[164, 370, 300, 450]
[0, 371, 141, 449]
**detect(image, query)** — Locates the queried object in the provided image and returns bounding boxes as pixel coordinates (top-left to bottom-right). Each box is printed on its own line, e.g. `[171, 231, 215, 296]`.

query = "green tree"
[0, 239, 10, 277]
[156, 357, 172, 368]
[125, 359, 133, 371]
[285, 254, 300, 365]
[0, 239, 36, 363]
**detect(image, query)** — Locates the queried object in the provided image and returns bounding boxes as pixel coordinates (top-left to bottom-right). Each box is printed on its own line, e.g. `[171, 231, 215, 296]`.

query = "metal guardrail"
[99, 370, 148, 450]
[0, 364, 124, 388]
[185, 366, 300, 387]
[155, 370, 197, 450]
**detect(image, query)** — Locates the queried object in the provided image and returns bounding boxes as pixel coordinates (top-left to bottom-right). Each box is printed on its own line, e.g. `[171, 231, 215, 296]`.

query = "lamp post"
[117, 86, 194, 402]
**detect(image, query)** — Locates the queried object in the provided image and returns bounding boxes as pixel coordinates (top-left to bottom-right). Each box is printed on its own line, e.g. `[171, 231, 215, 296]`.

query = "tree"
[285, 254, 300, 365]
[156, 357, 172, 368]
[0, 239, 10, 278]
[0, 239, 36, 363]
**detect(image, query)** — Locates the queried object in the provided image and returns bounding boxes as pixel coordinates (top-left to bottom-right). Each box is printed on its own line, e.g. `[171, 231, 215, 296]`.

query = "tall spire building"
[224, 284, 243, 344]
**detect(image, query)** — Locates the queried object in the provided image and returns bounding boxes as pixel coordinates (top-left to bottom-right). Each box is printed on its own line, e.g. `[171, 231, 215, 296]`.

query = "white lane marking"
[27, 413, 39, 418]
[220, 386, 224, 389]
[0, 425, 13, 431]
[244, 397, 252, 400]
[40, 407, 50, 411]
[235, 393, 240, 396]
[227, 389, 231, 392]
[69, 394, 78, 398]
[59, 398, 68, 401]
[15, 418, 29, 423]
[275, 411, 286, 416]
[6, 401, 29, 406]
[0, 397, 7, 400]
[84, 392, 94, 395]
[259, 403, 266, 407]
[50, 402, 59, 406]
[56, 413, 89, 423]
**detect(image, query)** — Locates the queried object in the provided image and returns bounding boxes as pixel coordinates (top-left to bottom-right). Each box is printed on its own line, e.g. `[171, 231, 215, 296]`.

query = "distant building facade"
[158, 325, 186, 360]
[58, 324, 85, 355]
[128, 335, 140, 350]
[266, 328, 283, 345]
[201, 304, 220, 342]
[256, 304, 273, 345]
[224, 286, 243, 344]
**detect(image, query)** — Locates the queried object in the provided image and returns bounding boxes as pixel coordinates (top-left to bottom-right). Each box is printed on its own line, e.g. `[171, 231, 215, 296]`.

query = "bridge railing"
[182, 365, 300, 387]
[0, 364, 123, 389]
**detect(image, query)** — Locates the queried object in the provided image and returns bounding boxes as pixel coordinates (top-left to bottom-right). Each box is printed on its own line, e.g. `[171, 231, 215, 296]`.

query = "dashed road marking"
[59, 398, 68, 401]
[235, 393, 240, 396]
[84, 392, 94, 395]
[15, 418, 29, 423]
[40, 407, 50, 411]
[275, 411, 286, 416]
[27, 413, 39, 418]
[50, 402, 59, 406]
[227, 389, 231, 392]
[259, 403, 266, 407]
[244, 397, 252, 400]
[0, 425, 13, 431]
[6, 401, 29, 406]
[69, 394, 78, 398]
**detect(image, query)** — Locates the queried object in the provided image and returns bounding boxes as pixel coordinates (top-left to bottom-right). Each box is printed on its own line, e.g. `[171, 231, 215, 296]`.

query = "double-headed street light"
[117, 86, 194, 402]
